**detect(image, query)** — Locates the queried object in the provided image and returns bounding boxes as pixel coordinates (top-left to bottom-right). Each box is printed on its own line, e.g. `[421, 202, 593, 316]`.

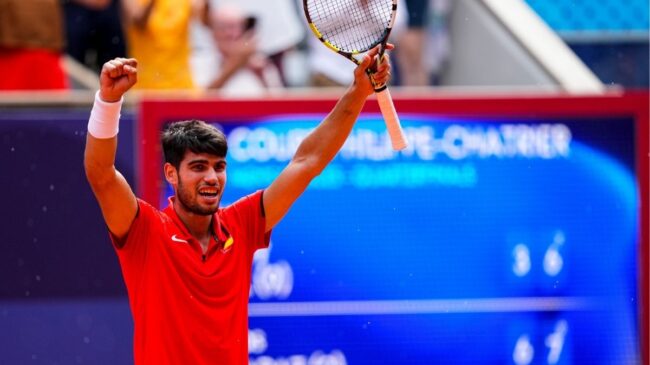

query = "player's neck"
[173, 201, 213, 243]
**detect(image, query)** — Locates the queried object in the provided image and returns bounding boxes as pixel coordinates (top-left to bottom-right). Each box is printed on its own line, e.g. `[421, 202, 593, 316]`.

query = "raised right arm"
[84, 58, 139, 240]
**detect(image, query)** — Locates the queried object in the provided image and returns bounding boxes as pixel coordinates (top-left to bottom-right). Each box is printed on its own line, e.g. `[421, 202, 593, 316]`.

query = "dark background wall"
[0, 109, 136, 363]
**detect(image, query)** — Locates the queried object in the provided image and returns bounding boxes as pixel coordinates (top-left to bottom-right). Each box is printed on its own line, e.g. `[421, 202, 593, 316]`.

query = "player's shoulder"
[135, 198, 167, 223]
[136, 198, 158, 213]
[221, 190, 264, 211]
[219, 190, 265, 221]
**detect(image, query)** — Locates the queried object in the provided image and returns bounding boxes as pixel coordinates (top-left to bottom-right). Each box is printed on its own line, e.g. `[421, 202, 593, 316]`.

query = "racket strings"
[307, 0, 392, 52]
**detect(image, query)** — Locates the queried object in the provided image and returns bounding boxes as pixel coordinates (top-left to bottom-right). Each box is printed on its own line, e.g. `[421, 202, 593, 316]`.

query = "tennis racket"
[304, 0, 408, 150]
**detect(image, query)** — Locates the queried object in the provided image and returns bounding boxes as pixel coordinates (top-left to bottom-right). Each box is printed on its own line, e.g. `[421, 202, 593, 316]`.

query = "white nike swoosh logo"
[171, 234, 189, 243]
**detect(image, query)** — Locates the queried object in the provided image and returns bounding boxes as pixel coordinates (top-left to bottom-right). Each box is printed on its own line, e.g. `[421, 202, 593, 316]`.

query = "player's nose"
[203, 169, 220, 184]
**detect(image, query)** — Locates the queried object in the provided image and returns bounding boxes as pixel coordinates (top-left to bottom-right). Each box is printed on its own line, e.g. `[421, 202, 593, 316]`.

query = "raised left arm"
[262, 46, 392, 231]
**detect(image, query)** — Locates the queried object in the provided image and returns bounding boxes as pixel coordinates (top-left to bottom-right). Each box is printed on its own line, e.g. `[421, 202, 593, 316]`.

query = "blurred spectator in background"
[189, 9, 218, 89]
[204, 3, 282, 95]
[0, 0, 67, 90]
[211, 0, 304, 86]
[393, 0, 450, 86]
[395, 0, 429, 86]
[423, 0, 451, 85]
[64, 0, 126, 73]
[122, 0, 206, 89]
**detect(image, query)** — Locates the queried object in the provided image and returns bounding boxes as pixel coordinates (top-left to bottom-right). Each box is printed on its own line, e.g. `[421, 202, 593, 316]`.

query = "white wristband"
[87, 91, 123, 139]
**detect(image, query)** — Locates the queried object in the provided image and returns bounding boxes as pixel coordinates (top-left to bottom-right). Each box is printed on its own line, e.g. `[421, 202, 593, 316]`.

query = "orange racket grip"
[376, 87, 407, 150]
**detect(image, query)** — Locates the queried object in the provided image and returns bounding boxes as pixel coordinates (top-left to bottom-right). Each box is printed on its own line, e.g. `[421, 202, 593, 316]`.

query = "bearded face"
[171, 151, 227, 216]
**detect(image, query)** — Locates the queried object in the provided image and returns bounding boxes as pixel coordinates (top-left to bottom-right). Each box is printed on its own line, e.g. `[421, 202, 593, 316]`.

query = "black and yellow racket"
[304, 0, 408, 150]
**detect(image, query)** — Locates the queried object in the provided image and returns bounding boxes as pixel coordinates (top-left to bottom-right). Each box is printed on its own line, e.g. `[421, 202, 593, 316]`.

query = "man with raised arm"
[84, 46, 392, 364]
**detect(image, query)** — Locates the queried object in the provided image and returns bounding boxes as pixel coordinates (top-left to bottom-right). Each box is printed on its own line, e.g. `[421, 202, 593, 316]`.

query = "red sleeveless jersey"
[112, 190, 270, 364]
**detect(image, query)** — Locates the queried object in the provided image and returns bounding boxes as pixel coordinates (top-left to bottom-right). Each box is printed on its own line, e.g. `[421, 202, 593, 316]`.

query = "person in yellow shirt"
[122, 0, 206, 89]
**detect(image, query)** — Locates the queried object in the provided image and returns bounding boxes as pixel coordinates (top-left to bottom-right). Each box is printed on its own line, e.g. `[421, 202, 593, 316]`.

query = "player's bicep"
[85, 134, 138, 239]
[90, 170, 138, 240]
[263, 159, 317, 231]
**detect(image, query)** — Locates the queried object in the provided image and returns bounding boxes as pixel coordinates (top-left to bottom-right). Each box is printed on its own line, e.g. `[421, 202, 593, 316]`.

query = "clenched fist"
[99, 58, 138, 103]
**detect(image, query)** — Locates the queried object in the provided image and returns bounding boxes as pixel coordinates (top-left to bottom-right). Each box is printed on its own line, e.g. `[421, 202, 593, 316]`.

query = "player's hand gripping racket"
[304, 0, 408, 150]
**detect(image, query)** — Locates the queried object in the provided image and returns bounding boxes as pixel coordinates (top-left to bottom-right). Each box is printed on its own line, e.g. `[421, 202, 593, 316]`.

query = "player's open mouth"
[198, 188, 219, 198]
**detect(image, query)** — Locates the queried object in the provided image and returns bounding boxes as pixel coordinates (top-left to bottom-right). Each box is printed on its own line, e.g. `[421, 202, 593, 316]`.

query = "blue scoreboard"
[145, 94, 647, 365]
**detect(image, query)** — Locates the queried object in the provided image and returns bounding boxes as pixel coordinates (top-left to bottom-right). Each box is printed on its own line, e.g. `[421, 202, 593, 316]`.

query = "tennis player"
[84, 46, 392, 364]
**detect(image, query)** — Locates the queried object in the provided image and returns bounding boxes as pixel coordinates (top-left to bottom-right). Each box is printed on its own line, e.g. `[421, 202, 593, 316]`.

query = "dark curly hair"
[161, 120, 228, 169]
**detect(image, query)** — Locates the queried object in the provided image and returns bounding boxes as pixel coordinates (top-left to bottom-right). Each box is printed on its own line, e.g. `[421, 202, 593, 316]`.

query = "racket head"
[303, 0, 397, 62]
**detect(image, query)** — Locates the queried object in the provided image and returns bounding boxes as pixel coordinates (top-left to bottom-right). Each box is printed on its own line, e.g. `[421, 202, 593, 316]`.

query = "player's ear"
[164, 162, 179, 186]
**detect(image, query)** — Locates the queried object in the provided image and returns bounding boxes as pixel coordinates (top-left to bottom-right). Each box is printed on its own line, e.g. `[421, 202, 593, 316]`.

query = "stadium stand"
[525, 0, 649, 88]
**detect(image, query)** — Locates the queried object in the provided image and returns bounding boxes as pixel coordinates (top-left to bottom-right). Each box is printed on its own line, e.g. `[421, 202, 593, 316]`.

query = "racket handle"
[376, 87, 408, 150]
